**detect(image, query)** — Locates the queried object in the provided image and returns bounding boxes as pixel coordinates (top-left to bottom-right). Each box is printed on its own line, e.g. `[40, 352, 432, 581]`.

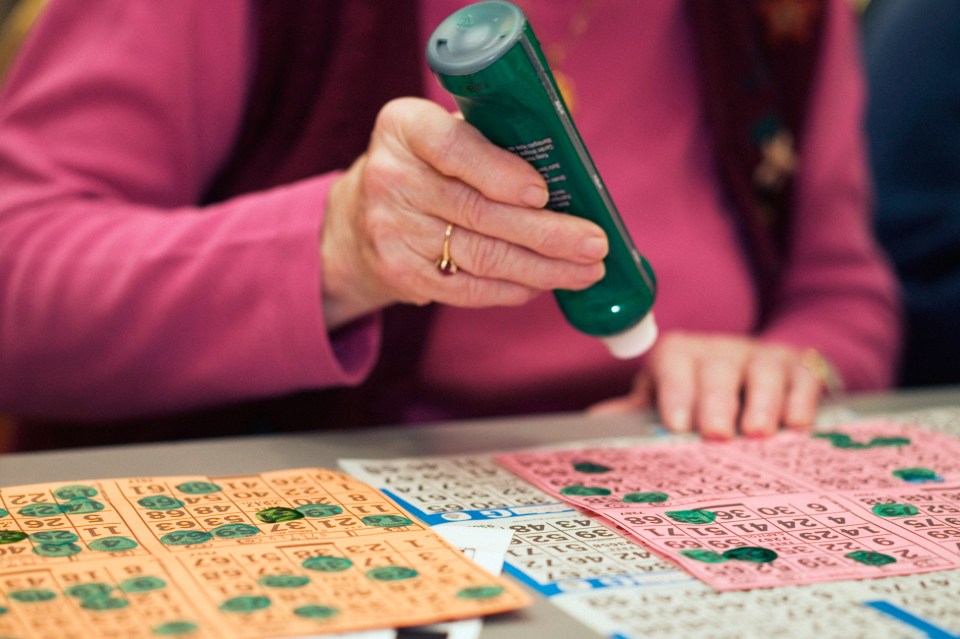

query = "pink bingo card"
[495, 421, 960, 591]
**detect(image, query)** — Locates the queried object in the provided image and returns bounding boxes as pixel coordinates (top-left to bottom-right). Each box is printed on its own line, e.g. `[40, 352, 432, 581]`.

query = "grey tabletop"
[2, 385, 960, 638]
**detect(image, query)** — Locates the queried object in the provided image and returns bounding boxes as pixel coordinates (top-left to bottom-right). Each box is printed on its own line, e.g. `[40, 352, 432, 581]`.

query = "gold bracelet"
[799, 348, 843, 395]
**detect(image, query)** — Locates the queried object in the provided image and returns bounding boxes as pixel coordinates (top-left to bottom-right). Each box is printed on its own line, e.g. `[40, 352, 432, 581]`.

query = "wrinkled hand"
[589, 332, 827, 439]
[321, 98, 608, 329]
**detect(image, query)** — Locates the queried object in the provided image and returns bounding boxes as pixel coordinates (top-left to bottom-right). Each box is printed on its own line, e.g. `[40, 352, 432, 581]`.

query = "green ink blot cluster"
[9, 589, 57, 603]
[294, 604, 339, 620]
[210, 523, 260, 539]
[814, 432, 911, 449]
[219, 595, 271, 613]
[295, 503, 344, 518]
[153, 621, 199, 636]
[256, 507, 304, 523]
[53, 485, 98, 500]
[665, 510, 717, 524]
[361, 514, 414, 527]
[681, 546, 778, 564]
[622, 492, 669, 504]
[0, 531, 27, 545]
[846, 550, 896, 566]
[28, 529, 82, 558]
[52, 485, 105, 515]
[871, 503, 920, 518]
[302, 556, 353, 572]
[175, 481, 221, 495]
[159, 530, 212, 546]
[560, 484, 611, 497]
[120, 576, 166, 593]
[572, 461, 613, 474]
[892, 467, 942, 483]
[258, 574, 310, 589]
[456, 585, 505, 599]
[65, 582, 129, 610]
[138, 495, 185, 510]
[89, 536, 138, 552]
[366, 566, 418, 581]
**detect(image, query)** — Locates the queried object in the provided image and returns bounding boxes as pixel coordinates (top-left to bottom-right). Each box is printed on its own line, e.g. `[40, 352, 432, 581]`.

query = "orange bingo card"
[0, 468, 529, 638]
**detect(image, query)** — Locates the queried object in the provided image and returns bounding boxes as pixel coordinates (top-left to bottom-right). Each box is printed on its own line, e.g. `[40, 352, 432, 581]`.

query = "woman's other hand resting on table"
[590, 333, 834, 440]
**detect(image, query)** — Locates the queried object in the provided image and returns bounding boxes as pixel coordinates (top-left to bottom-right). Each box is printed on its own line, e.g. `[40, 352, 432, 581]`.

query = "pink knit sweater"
[0, 0, 900, 422]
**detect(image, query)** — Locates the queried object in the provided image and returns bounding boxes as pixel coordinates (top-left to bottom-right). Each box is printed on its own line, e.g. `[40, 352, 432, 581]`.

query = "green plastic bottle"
[426, 0, 658, 358]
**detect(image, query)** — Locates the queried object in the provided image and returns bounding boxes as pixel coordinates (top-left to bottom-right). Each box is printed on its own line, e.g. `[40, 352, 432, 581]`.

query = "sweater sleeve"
[0, 0, 379, 420]
[759, 0, 902, 391]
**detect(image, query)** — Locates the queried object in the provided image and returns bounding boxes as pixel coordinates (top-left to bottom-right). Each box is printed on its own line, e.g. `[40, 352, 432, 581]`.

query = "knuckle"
[470, 237, 511, 275]
[453, 186, 487, 229]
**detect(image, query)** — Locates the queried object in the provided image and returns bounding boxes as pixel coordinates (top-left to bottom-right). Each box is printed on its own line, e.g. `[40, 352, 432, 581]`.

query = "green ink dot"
[872, 503, 920, 518]
[366, 566, 418, 581]
[175, 481, 221, 495]
[9, 589, 57, 603]
[559, 484, 612, 497]
[33, 542, 82, 557]
[65, 583, 113, 601]
[293, 605, 339, 620]
[868, 436, 911, 448]
[0, 606, 7, 614]
[255, 507, 304, 523]
[81, 597, 129, 611]
[89, 536, 138, 552]
[295, 503, 344, 518]
[892, 467, 940, 483]
[572, 462, 613, 474]
[0, 531, 27, 544]
[219, 596, 271, 613]
[456, 585, 505, 599]
[53, 485, 98, 500]
[846, 550, 896, 566]
[210, 523, 260, 539]
[814, 432, 851, 444]
[815, 432, 872, 449]
[153, 621, 199, 636]
[137, 495, 185, 511]
[258, 575, 310, 589]
[18, 503, 64, 518]
[60, 499, 105, 514]
[723, 546, 778, 563]
[665, 510, 717, 524]
[301, 556, 353, 572]
[361, 514, 414, 527]
[119, 576, 166, 593]
[680, 549, 728, 563]
[622, 492, 670, 503]
[0, 509, 8, 518]
[159, 530, 213, 546]
[28, 530, 79, 545]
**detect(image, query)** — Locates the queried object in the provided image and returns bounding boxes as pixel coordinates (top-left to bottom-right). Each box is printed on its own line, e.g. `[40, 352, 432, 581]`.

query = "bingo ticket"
[496, 421, 960, 591]
[0, 468, 529, 639]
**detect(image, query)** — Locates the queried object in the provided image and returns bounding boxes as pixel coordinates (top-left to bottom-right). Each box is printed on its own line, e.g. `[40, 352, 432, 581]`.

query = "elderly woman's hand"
[320, 98, 609, 328]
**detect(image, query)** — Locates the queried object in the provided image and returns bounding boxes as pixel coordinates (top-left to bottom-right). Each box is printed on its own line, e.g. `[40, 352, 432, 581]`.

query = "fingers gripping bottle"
[426, 0, 658, 358]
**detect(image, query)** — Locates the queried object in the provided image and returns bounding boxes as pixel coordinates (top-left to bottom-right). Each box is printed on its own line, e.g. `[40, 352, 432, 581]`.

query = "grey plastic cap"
[426, 0, 525, 76]
[601, 313, 658, 359]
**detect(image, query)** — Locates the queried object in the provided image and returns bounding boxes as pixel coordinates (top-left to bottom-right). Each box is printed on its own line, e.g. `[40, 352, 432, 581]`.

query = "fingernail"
[667, 408, 691, 433]
[700, 416, 732, 440]
[580, 235, 608, 261]
[522, 185, 549, 208]
[742, 413, 772, 437]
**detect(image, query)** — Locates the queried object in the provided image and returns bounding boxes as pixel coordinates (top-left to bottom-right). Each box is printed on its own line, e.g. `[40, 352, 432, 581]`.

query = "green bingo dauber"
[426, 0, 658, 358]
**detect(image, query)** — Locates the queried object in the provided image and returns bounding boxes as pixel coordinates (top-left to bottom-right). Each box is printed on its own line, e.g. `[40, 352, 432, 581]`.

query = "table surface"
[3, 385, 960, 638]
